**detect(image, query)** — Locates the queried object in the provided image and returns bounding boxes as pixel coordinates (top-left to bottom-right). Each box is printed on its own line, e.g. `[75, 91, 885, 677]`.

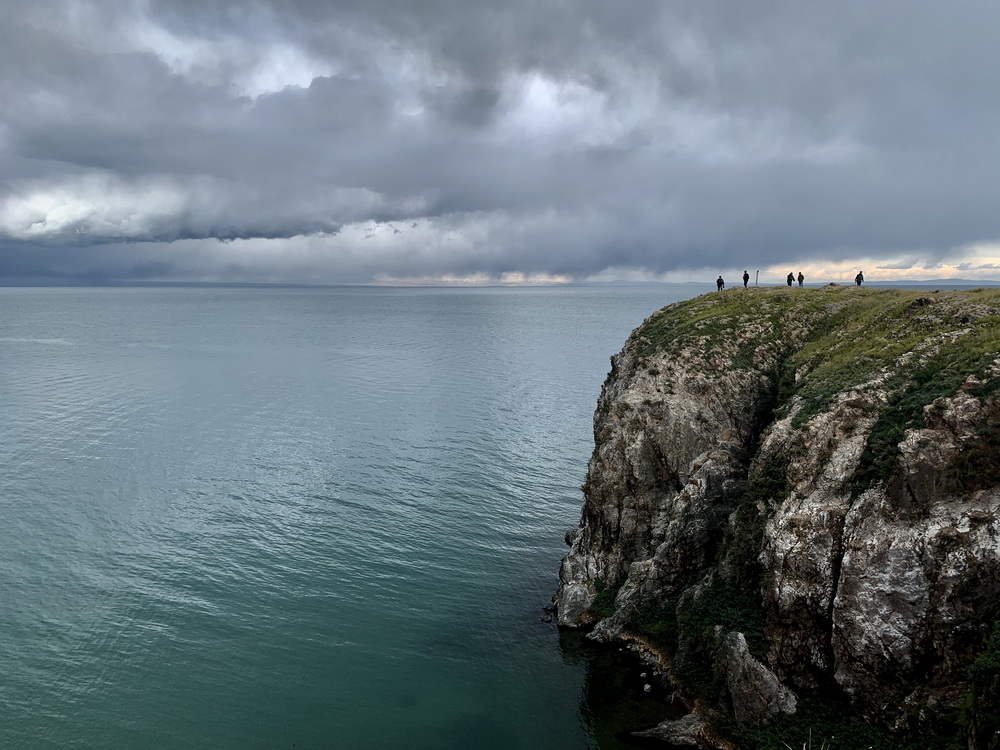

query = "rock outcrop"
[556, 287, 1000, 748]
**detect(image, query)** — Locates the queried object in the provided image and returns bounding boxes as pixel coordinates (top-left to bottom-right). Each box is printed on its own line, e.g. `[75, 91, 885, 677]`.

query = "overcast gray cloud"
[3, 0, 1000, 283]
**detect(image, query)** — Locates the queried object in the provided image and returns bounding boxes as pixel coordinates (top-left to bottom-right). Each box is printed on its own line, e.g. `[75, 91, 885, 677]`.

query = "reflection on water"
[560, 631, 685, 748]
[0, 285, 700, 750]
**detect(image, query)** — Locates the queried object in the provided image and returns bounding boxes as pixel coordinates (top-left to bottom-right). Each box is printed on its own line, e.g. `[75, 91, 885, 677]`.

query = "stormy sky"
[3, 0, 1000, 284]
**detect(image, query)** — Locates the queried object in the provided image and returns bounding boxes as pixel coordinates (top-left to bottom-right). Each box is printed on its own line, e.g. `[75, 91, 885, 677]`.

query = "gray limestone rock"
[720, 631, 797, 727]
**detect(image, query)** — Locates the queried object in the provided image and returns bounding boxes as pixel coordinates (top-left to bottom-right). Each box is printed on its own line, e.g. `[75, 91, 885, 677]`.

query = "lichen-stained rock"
[587, 442, 750, 641]
[721, 631, 797, 727]
[765, 386, 1000, 721]
[831, 490, 1000, 722]
[556, 287, 1000, 747]
[760, 401, 876, 690]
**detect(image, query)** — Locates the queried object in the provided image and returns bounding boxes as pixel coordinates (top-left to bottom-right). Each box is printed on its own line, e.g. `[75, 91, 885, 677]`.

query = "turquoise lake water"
[0, 285, 697, 749]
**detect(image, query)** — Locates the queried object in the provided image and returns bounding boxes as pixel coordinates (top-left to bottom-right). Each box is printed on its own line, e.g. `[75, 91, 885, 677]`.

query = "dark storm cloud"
[3, 0, 1000, 282]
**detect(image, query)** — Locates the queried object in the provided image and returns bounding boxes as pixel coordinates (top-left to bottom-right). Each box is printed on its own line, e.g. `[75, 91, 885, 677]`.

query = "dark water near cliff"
[0, 285, 696, 750]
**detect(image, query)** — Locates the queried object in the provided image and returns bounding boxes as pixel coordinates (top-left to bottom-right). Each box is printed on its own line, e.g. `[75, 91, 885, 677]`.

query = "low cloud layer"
[3, 0, 1000, 283]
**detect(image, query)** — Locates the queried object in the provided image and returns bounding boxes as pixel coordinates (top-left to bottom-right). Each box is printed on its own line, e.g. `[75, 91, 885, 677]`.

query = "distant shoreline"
[3, 278, 1000, 289]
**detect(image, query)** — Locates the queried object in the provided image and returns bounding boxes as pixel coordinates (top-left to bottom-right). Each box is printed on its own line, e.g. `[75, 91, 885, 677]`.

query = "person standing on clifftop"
[743, 270, 750, 287]
[856, 271, 864, 286]
[786, 272, 794, 287]
[797, 272, 804, 287]
[716, 275, 725, 291]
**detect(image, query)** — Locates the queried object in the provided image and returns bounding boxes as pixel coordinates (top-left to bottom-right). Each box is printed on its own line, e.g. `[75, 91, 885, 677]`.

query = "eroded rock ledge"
[556, 286, 1000, 749]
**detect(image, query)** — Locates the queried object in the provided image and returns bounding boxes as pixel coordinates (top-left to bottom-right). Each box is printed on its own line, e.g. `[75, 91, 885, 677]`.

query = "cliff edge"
[556, 286, 1000, 749]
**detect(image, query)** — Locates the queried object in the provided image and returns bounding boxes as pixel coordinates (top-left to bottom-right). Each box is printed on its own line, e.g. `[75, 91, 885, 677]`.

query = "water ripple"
[0, 285, 692, 750]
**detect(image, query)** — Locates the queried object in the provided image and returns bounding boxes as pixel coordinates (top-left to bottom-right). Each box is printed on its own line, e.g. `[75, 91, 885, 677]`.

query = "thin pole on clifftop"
[755, 270, 759, 287]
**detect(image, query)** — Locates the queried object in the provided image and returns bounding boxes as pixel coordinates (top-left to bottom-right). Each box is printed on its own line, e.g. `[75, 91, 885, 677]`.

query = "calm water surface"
[0, 286, 696, 749]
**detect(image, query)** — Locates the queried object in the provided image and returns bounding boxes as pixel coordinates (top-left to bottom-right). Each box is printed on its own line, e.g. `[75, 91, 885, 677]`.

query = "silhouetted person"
[786, 272, 794, 287]
[855, 271, 864, 286]
[743, 270, 750, 287]
[797, 272, 804, 287]
[716, 276, 725, 291]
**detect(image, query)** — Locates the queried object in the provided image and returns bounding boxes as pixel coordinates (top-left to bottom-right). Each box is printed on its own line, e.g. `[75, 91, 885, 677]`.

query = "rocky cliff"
[556, 286, 1000, 749]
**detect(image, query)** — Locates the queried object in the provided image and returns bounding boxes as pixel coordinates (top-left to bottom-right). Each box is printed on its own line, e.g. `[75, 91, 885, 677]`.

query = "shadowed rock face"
[555, 287, 1000, 746]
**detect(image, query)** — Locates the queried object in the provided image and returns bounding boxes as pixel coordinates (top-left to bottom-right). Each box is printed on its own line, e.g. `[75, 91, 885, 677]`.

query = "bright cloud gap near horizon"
[3, 0, 1000, 284]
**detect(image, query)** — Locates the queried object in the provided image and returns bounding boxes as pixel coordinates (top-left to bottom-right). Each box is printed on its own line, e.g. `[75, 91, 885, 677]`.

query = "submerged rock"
[556, 287, 1000, 748]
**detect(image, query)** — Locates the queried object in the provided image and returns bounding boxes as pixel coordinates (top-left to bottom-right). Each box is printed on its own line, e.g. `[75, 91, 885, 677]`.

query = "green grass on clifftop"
[636, 286, 836, 363]
[634, 286, 1000, 489]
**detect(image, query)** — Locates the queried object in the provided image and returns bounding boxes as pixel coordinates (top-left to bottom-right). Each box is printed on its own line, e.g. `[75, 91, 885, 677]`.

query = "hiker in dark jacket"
[786, 272, 794, 287]
[716, 276, 725, 291]
[855, 271, 864, 286]
[797, 272, 804, 287]
[743, 270, 750, 287]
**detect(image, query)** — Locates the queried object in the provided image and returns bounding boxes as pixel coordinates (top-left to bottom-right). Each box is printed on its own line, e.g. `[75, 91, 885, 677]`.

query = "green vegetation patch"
[591, 577, 623, 619]
[782, 291, 945, 426]
[963, 620, 1000, 750]
[946, 394, 1000, 494]
[849, 326, 1000, 494]
[654, 449, 790, 703]
[725, 449, 791, 594]
[634, 288, 837, 362]
[655, 576, 772, 706]
[772, 289, 1000, 429]
[682, 575, 768, 667]
[632, 597, 680, 653]
[635, 291, 1000, 430]
[732, 695, 960, 750]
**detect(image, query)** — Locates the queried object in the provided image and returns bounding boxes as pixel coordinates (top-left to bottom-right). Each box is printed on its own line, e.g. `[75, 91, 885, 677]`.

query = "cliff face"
[556, 286, 1000, 749]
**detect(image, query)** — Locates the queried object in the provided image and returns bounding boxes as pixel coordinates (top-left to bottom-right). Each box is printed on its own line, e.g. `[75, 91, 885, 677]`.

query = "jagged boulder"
[720, 631, 797, 727]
